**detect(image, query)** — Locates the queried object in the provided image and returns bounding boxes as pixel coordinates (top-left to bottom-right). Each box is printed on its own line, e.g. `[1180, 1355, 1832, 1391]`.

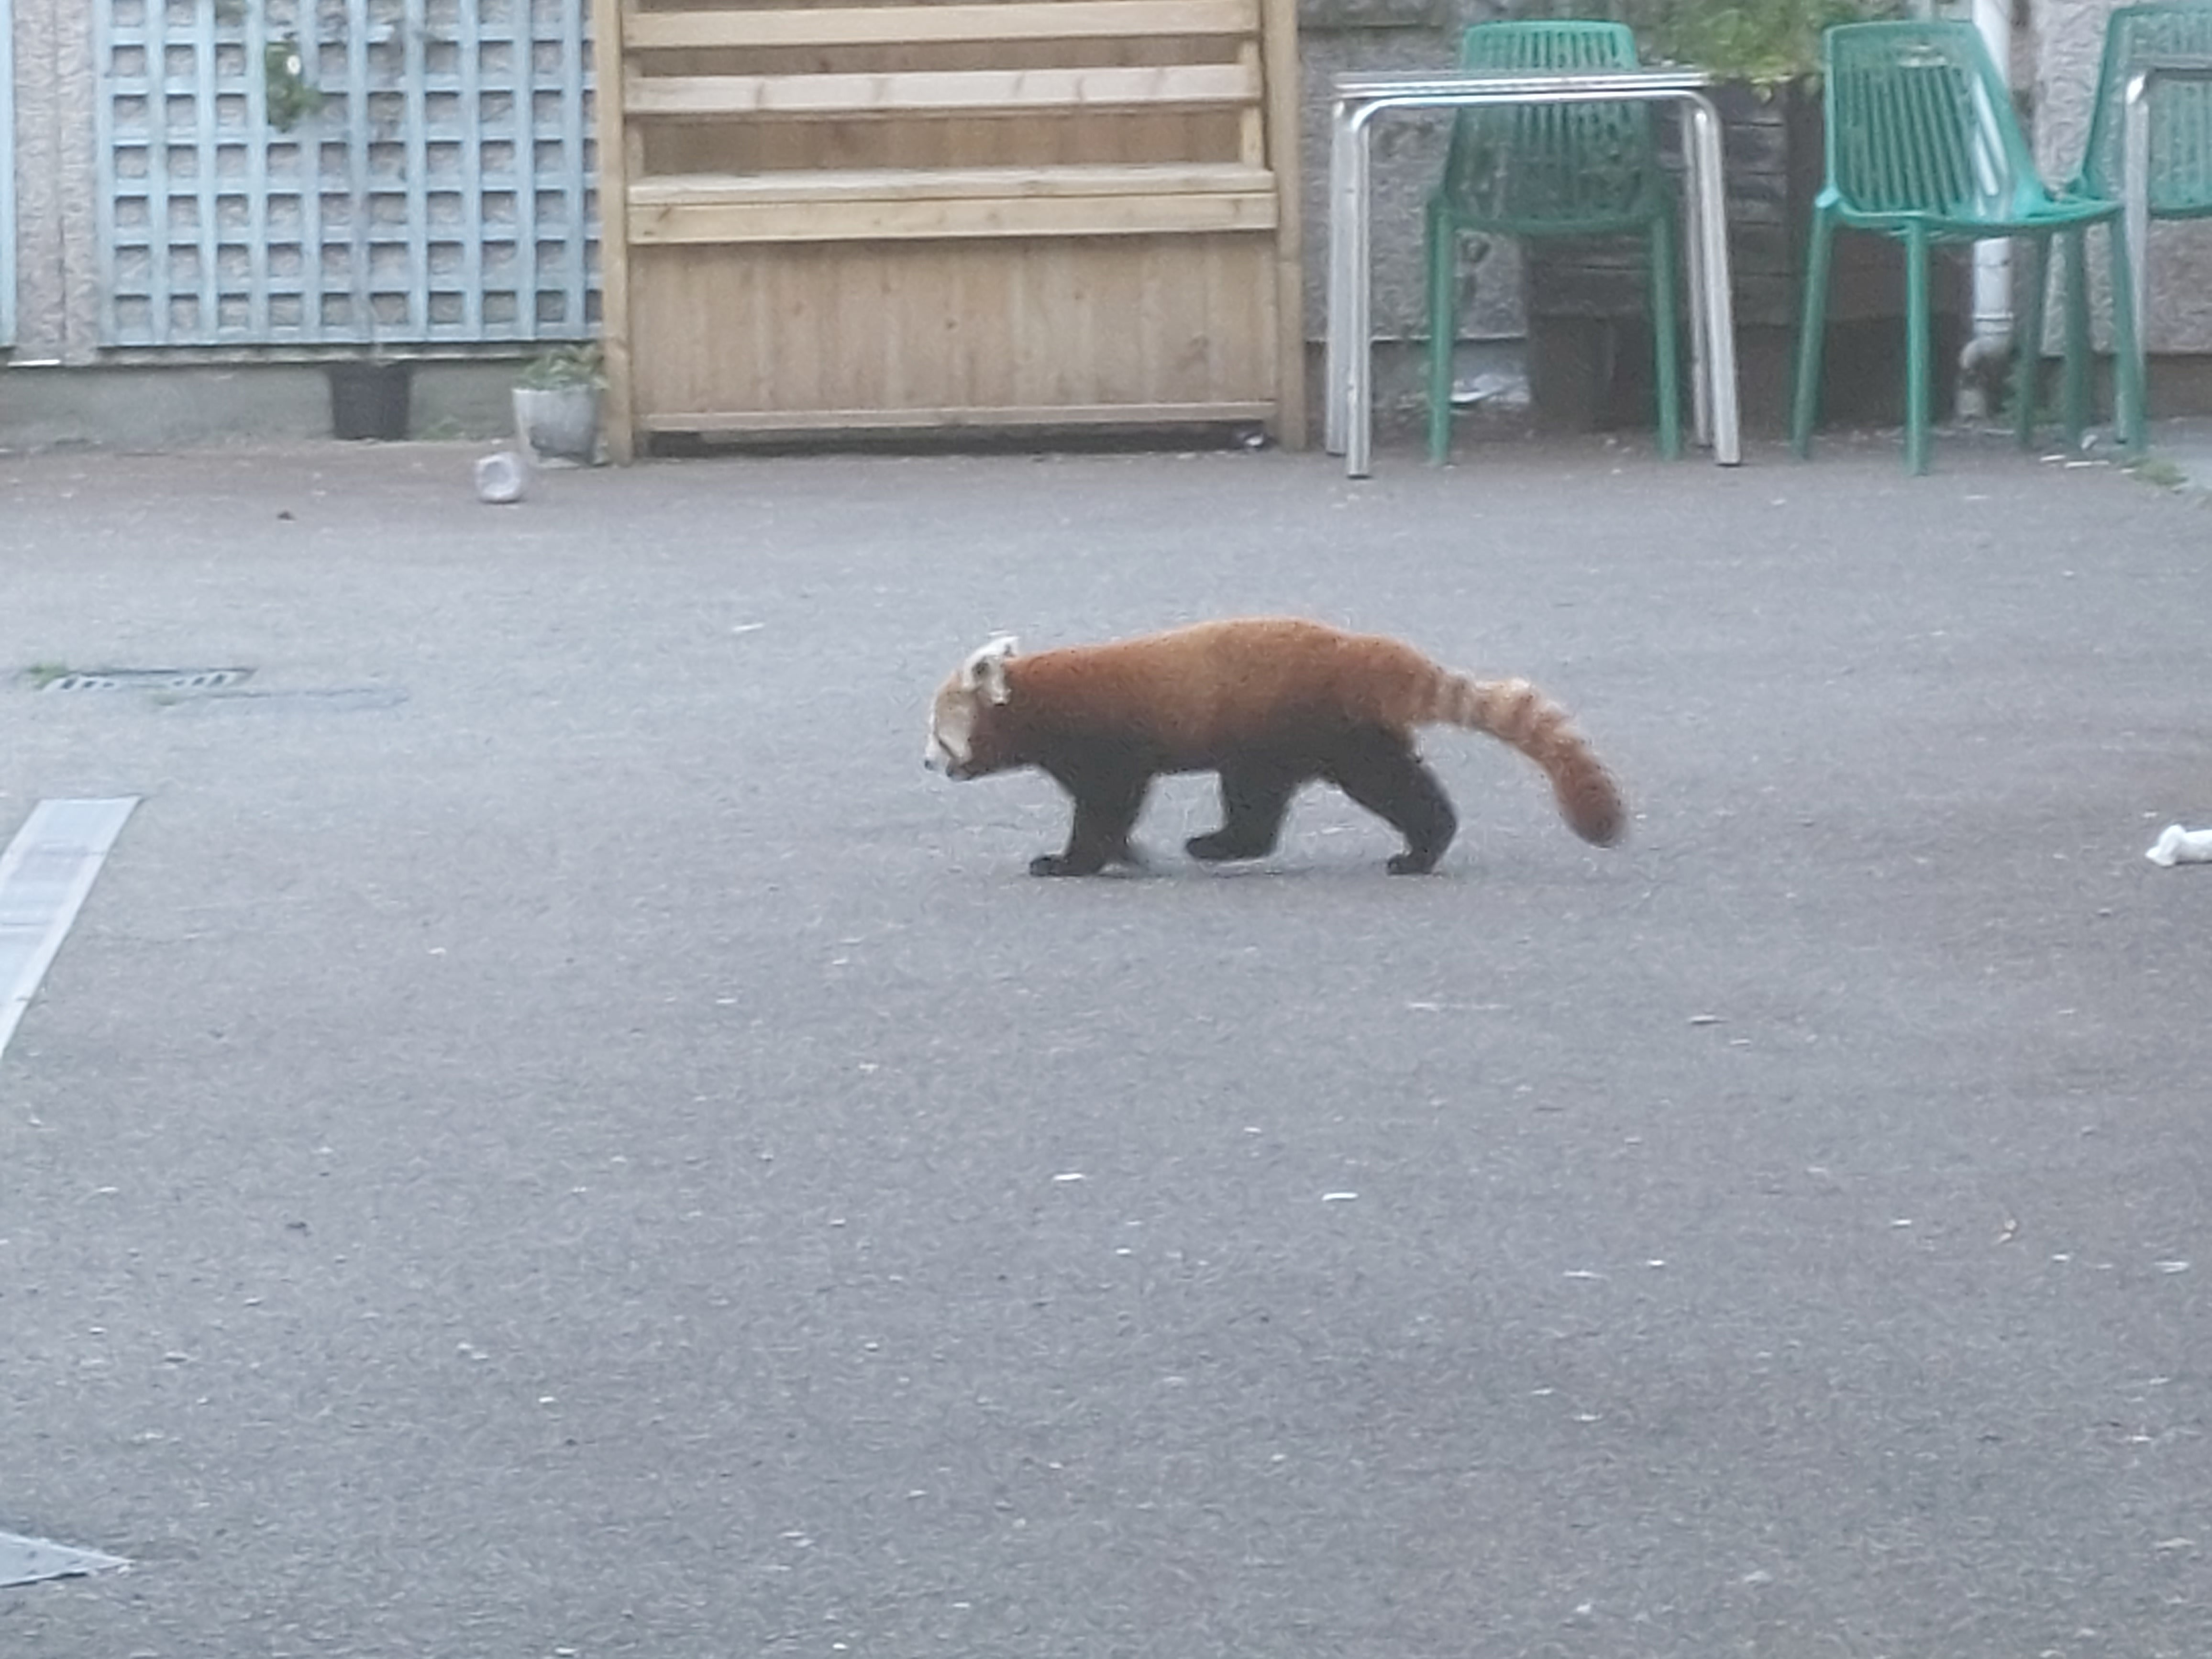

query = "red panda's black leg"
[1186, 760, 1301, 863]
[1032, 756, 1152, 877]
[1326, 729, 1458, 874]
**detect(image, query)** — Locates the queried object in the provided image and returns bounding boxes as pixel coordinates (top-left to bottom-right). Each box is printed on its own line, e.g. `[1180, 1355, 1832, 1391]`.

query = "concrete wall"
[1296, 0, 1517, 349]
[9, 0, 99, 364]
[2032, 0, 2212, 356]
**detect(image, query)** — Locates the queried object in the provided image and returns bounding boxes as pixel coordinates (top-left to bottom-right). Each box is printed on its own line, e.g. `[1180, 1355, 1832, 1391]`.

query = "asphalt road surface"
[2, 432, 2208, 1657]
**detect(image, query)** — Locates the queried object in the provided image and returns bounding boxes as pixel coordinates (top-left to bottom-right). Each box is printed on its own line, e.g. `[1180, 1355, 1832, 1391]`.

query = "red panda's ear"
[966, 635, 1018, 706]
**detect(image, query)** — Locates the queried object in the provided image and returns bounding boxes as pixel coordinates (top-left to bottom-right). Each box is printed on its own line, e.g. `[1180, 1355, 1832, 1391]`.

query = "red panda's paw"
[1030, 845, 1149, 876]
[1029, 852, 1106, 877]
[1386, 850, 1443, 875]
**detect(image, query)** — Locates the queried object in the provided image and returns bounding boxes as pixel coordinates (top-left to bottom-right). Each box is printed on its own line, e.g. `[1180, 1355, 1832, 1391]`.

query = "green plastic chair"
[2055, 2, 2212, 443]
[1424, 21, 1680, 465]
[1789, 21, 2143, 474]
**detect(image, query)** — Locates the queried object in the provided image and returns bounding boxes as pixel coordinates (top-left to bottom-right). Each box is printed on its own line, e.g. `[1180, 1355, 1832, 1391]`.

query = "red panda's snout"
[929, 635, 1022, 782]
[924, 729, 968, 778]
[927, 680, 990, 780]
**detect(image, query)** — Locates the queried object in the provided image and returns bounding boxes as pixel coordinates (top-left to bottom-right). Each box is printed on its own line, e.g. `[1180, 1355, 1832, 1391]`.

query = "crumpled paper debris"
[2146, 824, 2212, 866]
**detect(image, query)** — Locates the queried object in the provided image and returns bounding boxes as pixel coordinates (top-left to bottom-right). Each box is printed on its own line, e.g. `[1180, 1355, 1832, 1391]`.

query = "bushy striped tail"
[1427, 673, 1626, 846]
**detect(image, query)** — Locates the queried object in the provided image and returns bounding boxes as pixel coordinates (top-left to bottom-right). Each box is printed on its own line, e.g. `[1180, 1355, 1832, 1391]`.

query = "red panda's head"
[925, 635, 1018, 780]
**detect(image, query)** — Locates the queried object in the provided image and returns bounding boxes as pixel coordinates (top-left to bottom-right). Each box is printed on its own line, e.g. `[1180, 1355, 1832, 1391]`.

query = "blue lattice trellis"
[94, 0, 597, 349]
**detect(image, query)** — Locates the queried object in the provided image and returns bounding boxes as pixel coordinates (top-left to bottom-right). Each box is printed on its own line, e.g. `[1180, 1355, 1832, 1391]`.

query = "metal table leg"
[2124, 68, 2157, 449]
[1346, 107, 1378, 478]
[1679, 103, 1714, 450]
[1325, 96, 1352, 457]
[1684, 93, 1741, 465]
[1326, 75, 1739, 476]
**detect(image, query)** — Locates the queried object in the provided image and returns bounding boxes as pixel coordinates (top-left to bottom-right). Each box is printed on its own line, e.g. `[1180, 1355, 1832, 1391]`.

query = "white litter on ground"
[474, 451, 526, 504]
[2146, 824, 2212, 866]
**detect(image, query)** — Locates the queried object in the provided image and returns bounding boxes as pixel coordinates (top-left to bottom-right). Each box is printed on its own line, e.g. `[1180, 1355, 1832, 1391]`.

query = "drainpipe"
[1956, 0, 2017, 418]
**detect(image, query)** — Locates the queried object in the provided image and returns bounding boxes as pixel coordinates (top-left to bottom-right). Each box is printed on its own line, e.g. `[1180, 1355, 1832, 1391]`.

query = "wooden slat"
[641, 402, 1278, 434]
[625, 0, 1259, 53]
[629, 188, 1279, 244]
[639, 107, 1247, 175]
[630, 164, 1275, 205]
[625, 63, 1260, 120]
[1258, 0, 1304, 446]
[590, 0, 636, 460]
[1237, 40, 1264, 167]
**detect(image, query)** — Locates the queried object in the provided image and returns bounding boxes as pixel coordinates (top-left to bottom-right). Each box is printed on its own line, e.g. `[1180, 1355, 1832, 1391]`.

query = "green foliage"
[1517, 0, 1905, 86]
[517, 343, 607, 390]
[264, 38, 324, 131]
[1640, 0, 1905, 84]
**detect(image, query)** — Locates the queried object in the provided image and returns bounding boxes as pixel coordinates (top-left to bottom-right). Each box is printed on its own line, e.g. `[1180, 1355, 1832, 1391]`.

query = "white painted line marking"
[0, 797, 140, 1061]
[0, 1528, 129, 1587]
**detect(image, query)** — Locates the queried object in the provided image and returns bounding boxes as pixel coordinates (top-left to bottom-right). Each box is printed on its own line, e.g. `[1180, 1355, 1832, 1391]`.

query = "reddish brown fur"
[931, 618, 1623, 875]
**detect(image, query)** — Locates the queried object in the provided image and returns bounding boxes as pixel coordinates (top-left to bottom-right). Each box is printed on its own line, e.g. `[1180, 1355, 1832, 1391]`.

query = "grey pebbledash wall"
[1295, 0, 1523, 352]
[10, 0, 101, 363]
[2031, 0, 2212, 357]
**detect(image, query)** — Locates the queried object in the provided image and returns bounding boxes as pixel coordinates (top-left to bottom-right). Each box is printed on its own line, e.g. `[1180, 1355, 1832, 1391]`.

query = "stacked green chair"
[2055, 2, 2212, 443]
[1790, 21, 2143, 474]
[1425, 21, 1680, 465]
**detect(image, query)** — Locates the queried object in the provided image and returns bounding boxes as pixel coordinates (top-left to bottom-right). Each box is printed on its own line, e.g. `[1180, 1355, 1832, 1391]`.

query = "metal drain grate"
[33, 667, 253, 694]
[0, 1529, 128, 1589]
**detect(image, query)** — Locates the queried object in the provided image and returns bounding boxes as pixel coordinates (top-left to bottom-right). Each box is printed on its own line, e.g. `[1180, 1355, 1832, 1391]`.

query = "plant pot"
[1521, 80, 1966, 437]
[512, 385, 602, 467]
[327, 361, 412, 441]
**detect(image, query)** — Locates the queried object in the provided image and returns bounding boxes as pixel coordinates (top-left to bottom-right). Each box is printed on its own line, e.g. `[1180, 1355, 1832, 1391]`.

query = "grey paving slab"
[0, 430, 2207, 1657]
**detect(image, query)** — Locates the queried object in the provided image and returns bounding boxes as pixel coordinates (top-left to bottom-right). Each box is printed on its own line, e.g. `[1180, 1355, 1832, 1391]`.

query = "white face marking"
[925, 636, 1018, 779]
[925, 691, 975, 776]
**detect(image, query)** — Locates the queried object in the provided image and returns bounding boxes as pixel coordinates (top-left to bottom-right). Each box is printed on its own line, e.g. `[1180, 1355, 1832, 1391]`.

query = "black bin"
[327, 361, 412, 441]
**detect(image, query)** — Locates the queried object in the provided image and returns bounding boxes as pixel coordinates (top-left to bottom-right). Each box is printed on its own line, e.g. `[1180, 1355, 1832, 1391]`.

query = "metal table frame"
[2121, 54, 2212, 444]
[1326, 68, 1742, 477]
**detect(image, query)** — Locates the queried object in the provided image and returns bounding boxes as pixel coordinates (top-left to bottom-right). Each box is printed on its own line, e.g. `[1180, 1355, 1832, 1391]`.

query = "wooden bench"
[592, 0, 1304, 455]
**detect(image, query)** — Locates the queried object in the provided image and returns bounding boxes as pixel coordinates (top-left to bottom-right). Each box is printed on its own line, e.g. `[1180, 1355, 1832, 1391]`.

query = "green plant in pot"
[1514, 0, 1902, 85]
[516, 343, 607, 393]
[513, 343, 606, 466]
[1617, 0, 1901, 88]
[252, 11, 418, 439]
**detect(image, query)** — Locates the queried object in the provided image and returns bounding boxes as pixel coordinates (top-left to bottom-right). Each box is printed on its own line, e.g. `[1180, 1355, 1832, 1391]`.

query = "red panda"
[925, 617, 1624, 876]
